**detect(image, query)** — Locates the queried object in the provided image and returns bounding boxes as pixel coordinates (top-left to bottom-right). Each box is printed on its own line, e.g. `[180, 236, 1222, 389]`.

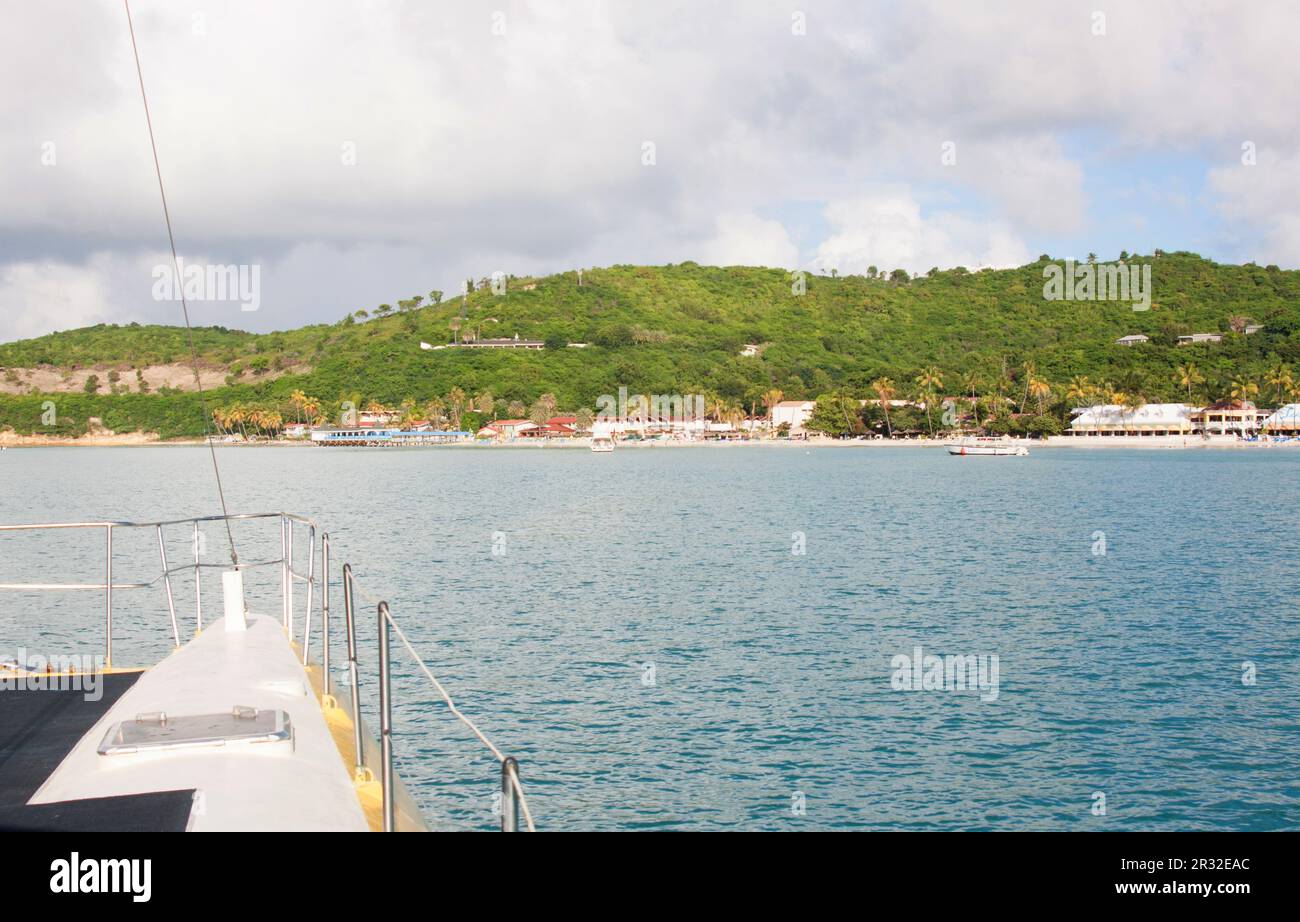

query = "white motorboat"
[945, 437, 1029, 457]
[591, 436, 615, 453]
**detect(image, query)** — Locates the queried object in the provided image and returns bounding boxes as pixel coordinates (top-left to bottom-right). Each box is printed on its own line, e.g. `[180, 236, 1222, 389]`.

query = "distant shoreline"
[3, 432, 1294, 450]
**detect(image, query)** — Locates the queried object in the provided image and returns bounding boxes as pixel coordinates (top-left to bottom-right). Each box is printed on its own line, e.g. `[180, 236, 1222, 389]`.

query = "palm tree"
[539, 393, 558, 416]
[289, 389, 308, 424]
[1017, 361, 1036, 414]
[507, 399, 526, 418]
[1065, 376, 1093, 406]
[962, 371, 982, 429]
[1266, 363, 1293, 404]
[424, 397, 447, 428]
[574, 407, 595, 433]
[1120, 391, 1146, 414]
[1230, 378, 1259, 402]
[871, 377, 896, 437]
[447, 387, 467, 430]
[1175, 364, 1204, 402]
[1227, 314, 1250, 334]
[1028, 376, 1052, 416]
[761, 388, 784, 433]
[528, 401, 549, 429]
[226, 405, 248, 439]
[449, 317, 462, 343]
[726, 402, 747, 434]
[915, 367, 943, 437]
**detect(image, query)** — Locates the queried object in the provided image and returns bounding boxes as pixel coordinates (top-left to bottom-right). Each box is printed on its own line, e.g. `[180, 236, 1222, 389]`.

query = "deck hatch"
[97, 706, 292, 755]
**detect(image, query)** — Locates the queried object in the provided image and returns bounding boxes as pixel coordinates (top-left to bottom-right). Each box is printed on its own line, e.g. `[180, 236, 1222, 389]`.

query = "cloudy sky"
[1, 0, 1297, 342]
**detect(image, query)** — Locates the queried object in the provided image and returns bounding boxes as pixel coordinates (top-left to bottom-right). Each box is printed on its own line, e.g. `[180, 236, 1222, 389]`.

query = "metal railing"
[0, 511, 534, 832]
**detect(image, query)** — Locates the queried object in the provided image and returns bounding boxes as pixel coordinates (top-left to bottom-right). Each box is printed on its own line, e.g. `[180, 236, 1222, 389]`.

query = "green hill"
[3, 253, 1299, 438]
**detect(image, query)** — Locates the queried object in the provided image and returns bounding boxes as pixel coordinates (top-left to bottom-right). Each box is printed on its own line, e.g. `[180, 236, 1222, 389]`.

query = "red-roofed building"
[521, 416, 579, 437]
[476, 419, 536, 439]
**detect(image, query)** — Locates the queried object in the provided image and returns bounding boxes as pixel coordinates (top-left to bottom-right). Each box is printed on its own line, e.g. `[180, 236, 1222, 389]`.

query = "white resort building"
[1067, 403, 1197, 436]
[771, 400, 816, 432]
[1192, 400, 1265, 435]
[1260, 404, 1300, 433]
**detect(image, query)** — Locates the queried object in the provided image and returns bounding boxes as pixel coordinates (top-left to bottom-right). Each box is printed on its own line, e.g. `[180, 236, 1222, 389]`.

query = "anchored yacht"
[945, 437, 1030, 457]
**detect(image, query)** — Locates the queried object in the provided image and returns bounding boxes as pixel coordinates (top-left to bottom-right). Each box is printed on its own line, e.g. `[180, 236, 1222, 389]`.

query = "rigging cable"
[123, 0, 238, 565]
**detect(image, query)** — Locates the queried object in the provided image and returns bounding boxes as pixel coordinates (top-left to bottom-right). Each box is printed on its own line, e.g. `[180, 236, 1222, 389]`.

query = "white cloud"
[3, 1, 1300, 340]
[1207, 148, 1300, 264]
[811, 190, 1031, 276]
[0, 255, 146, 342]
[696, 213, 798, 269]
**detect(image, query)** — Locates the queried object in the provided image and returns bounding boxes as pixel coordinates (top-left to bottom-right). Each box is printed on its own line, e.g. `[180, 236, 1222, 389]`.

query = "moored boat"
[945, 437, 1029, 457]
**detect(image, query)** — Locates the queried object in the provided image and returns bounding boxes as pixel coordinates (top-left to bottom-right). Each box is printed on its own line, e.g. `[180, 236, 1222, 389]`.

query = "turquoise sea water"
[1, 445, 1297, 830]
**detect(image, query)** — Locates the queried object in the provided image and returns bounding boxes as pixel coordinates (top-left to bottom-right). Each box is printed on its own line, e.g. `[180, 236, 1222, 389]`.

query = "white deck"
[31, 615, 369, 832]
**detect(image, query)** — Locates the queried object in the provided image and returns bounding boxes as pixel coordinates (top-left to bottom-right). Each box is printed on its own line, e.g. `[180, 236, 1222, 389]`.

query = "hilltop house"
[1177, 332, 1223, 345]
[460, 336, 544, 350]
[1115, 334, 1149, 346]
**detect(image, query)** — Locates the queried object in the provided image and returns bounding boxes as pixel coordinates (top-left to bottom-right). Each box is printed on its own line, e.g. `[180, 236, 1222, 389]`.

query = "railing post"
[280, 515, 289, 630]
[286, 519, 295, 637]
[157, 525, 180, 647]
[343, 564, 364, 776]
[192, 521, 202, 633]
[378, 601, 395, 832]
[302, 524, 316, 660]
[104, 525, 113, 667]
[501, 758, 520, 832]
[319, 534, 330, 678]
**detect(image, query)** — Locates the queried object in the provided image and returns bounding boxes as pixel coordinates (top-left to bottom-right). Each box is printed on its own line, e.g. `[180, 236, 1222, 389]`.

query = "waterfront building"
[1192, 400, 1265, 435]
[1067, 403, 1197, 436]
[1259, 403, 1300, 433]
[771, 400, 816, 431]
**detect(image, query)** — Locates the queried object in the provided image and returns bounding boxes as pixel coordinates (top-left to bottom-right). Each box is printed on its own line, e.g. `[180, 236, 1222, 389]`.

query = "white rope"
[349, 577, 537, 832]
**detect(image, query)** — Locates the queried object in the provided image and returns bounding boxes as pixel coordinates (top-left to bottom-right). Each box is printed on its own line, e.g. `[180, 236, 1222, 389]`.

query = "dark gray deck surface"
[0, 671, 194, 831]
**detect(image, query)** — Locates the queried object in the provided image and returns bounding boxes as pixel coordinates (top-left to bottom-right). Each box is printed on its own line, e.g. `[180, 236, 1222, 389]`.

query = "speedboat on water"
[591, 436, 615, 452]
[945, 437, 1029, 457]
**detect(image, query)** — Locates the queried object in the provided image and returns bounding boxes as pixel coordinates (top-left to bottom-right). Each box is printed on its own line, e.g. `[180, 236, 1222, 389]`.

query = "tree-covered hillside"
[2, 253, 1299, 438]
